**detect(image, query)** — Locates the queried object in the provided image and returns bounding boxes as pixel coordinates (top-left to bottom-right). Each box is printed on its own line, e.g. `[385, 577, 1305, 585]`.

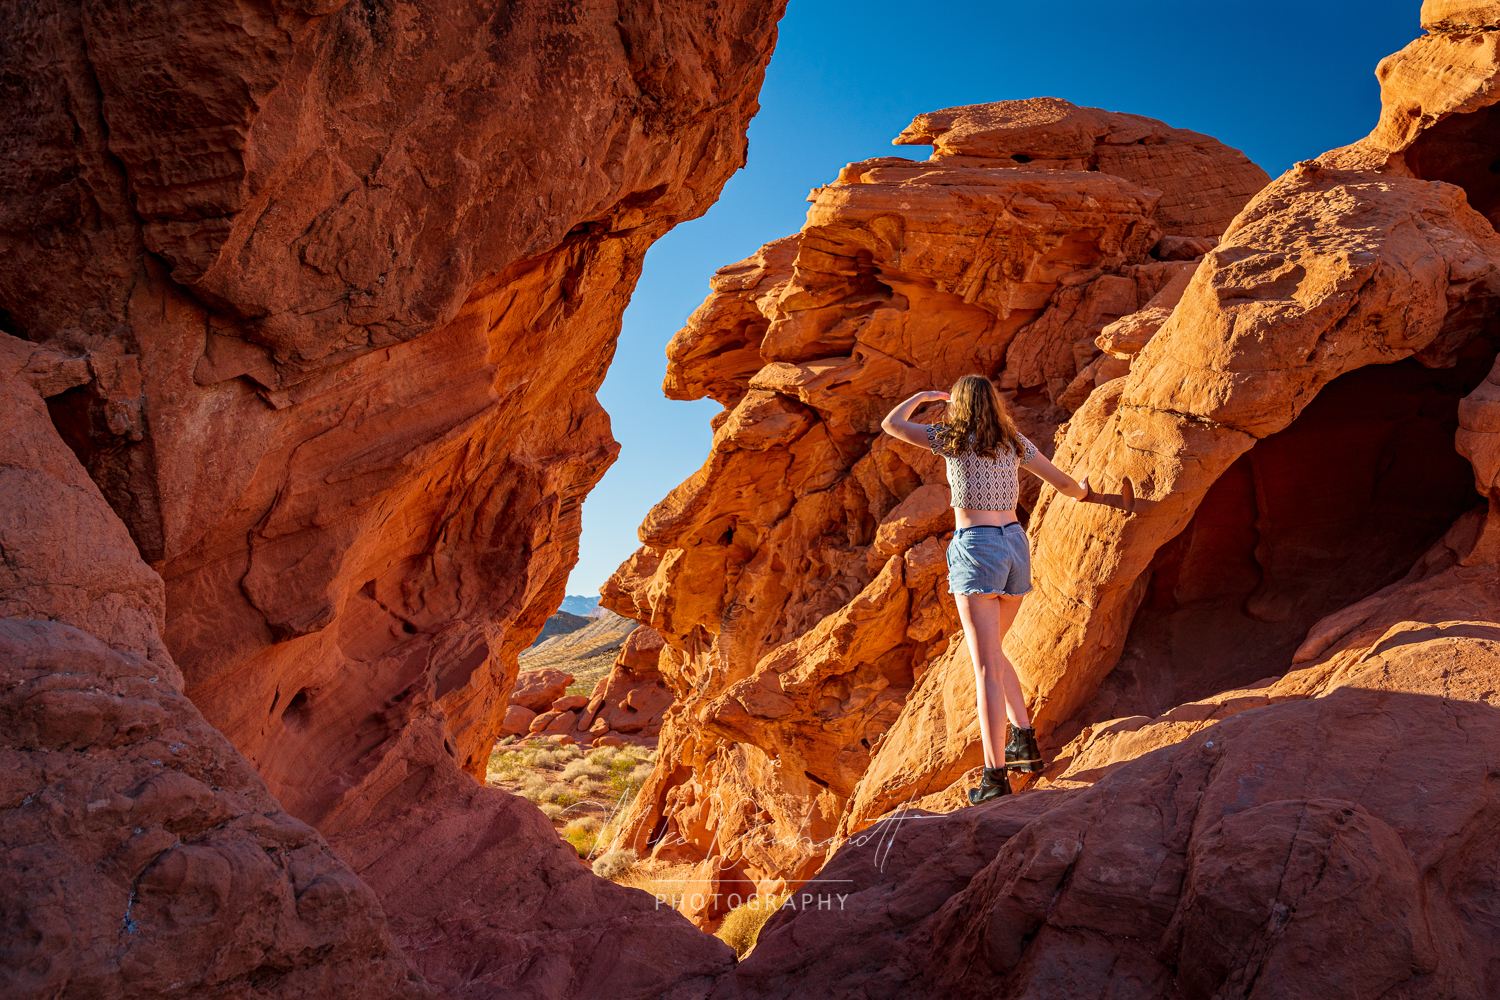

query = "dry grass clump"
[529, 745, 583, 770]
[561, 816, 602, 856]
[575, 777, 613, 799]
[559, 758, 608, 783]
[520, 772, 578, 807]
[591, 848, 637, 879]
[715, 893, 788, 958]
[612, 860, 700, 897]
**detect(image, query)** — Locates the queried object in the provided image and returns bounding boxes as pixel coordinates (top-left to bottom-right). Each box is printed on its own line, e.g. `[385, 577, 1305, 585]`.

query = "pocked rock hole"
[1088, 345, 1498, 723]
[281, 689, 312, 733]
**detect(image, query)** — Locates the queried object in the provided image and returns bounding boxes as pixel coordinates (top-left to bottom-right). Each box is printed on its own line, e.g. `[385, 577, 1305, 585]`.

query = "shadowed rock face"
[3, 0, 785, 808]
[1, 1, 785, 997]
[1085, 354, 1490, 724]
[599, 101, 1270, 925]
[0, 337, 425, 1000]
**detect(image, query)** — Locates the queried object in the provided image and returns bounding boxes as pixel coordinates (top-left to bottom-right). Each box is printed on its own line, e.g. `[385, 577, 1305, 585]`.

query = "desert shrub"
[560, 758, 608, 783]
[586, 746, 619, 766]
[529, 744, 584, 770]
[560, 778, 607, 802]
[614, 861, 696, 895]
[517, 774, 577, 808]
[538, 802, 564, 820]
[541, 785, 578, 806]
[561, 816, 603, 856]
[519, 773, 548, 801]
[715, 893, 788, 958]
[604, 760, 651, 797]
[591, 848, 637, 880]
[488, 745, 564, 784]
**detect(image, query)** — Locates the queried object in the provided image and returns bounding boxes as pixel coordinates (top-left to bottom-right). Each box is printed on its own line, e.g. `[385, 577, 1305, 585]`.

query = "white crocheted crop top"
[926, 423, 1037, 511]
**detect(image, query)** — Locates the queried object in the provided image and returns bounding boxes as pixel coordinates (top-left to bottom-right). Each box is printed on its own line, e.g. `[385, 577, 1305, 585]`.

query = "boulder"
[511, 668, 576, 714]
[499, 704, 537, 737]
[577, 627, 674, 739]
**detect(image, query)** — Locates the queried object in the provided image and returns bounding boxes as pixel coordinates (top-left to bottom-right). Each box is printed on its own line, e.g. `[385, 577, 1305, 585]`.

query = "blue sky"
[566, 0, 1424, 596]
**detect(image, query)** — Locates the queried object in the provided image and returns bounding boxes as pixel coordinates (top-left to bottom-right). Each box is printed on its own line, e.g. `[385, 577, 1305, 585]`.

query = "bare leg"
[954, 593, 1030, 769]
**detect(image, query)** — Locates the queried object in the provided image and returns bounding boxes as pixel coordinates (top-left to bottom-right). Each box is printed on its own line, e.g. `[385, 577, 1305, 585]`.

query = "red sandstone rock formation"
[601, 100, 1270, 925]
[507, 628, 672, 745]
[578, 625, 673, 740]
[1, 336, 424, 999]
[672, 8, 1500, 996]
[715, 621, 1500, 998]
[2, 1, 786, 997]
[510, 668, 577, 715]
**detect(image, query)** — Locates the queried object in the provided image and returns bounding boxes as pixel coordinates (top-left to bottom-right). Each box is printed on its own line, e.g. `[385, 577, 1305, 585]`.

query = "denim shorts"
[947, 523, 1032, 597]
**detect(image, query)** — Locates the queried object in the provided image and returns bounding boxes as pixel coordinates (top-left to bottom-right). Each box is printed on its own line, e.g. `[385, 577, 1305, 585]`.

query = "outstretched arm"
[880, 390, 950, 448]
[1022, 449, 1088, 500]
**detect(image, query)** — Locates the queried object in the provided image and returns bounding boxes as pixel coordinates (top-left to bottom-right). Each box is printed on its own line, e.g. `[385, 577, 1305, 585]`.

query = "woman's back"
[926, 422, 1036, 511]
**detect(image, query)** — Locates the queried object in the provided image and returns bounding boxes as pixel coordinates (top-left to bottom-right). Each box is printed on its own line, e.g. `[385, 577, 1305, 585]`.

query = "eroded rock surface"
[653, 12, 1500, 999]
[0, 340, 424, 1000]
[2, 1, 783, 997]
[717, 625, 1500, 999]
[2, 0, 784, 806]
[601, 101, 1268, 925]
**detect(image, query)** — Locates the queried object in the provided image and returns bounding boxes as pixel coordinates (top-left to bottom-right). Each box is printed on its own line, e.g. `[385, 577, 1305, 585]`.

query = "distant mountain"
[558, 594, 601, 616]
[519, 610, 638, 693]
[527, 610, 592, 648]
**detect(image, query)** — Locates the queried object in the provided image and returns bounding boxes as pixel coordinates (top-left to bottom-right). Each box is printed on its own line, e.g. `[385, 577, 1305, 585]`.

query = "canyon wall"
[660, 2, 1500, 995]
[1, 1, 785, 996]
[1, 334, 425, 999]
[600, 99, 1271, 925]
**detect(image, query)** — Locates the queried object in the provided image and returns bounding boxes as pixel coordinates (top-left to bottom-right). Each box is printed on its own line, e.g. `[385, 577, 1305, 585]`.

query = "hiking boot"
[1005, 725, 1043, 773]
[967, 766, 1010, 804]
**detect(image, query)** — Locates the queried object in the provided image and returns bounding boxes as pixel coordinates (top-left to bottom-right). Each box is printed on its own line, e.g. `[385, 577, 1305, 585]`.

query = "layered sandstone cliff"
[1, 1, 785, 997]
[635, 2, 1500, 995]
[600, 99, 1272, 925]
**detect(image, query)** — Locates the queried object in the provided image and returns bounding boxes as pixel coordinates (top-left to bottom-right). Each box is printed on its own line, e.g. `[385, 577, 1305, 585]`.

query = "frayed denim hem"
[949, 587, 1033, 597]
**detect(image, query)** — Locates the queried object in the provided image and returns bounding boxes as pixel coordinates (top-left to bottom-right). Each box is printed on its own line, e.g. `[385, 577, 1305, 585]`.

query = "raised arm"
[880, 390, 950, 448]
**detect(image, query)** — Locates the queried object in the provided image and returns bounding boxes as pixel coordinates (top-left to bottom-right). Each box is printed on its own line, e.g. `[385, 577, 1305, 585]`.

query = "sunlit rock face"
[1, 0, 786, 996]
[600, 98, 1272, 926]
[643, 14, 1500, 999]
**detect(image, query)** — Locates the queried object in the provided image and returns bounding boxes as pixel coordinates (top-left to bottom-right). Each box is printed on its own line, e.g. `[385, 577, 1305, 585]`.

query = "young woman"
[880, 375, 1091, 803]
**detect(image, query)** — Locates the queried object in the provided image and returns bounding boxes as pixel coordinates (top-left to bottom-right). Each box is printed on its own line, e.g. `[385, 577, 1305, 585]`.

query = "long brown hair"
[938, 375, 1026, 462]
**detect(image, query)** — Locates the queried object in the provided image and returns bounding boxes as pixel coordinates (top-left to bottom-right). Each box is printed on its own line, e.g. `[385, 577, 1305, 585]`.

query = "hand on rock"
[1079, 476, 1136, 513]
